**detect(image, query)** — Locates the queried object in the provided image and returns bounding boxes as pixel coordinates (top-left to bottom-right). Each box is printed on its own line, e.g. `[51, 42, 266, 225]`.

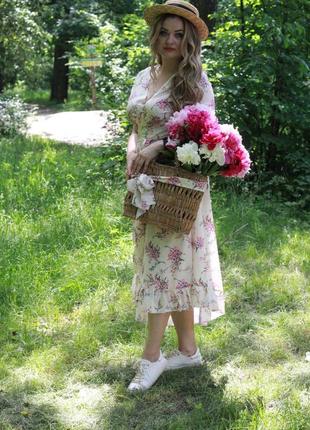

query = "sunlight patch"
[30, 382, 114, 429]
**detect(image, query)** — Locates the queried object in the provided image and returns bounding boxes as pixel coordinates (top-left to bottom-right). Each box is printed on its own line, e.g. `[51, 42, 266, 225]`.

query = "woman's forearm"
[127, 127, 138, 156]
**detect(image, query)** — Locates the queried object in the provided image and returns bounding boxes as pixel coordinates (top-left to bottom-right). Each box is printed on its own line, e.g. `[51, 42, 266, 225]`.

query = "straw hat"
[144, 0, 209, 41]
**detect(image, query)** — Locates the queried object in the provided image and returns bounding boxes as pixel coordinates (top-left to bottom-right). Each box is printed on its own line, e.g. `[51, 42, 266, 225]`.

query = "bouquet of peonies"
[161, 104, 251, 178]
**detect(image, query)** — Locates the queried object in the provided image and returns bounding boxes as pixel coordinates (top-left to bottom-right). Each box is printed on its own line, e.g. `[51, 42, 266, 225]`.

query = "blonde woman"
[126, 0, 225, 392]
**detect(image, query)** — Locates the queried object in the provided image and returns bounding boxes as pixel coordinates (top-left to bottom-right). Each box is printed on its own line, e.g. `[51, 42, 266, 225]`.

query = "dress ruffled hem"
[132, 278, 225, 326]
[134, 301, 225, 326]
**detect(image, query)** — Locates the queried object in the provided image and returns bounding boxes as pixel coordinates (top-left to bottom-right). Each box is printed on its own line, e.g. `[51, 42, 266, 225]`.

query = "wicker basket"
[123, 161, 206, 234]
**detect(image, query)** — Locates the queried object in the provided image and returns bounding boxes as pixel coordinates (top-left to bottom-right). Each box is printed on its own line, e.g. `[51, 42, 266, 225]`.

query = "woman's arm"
[126, 121, 164, 177]
[131, 139, 164, 175]
[126, 126, 138, 178]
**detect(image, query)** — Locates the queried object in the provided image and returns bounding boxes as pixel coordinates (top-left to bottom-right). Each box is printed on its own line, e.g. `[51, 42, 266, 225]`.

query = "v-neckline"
[145, 66, 176, 104]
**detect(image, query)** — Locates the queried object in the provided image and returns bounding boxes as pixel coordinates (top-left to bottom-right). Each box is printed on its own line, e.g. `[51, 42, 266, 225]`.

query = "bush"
[205, 0, 309, 210]
[0, 95, 28, 136]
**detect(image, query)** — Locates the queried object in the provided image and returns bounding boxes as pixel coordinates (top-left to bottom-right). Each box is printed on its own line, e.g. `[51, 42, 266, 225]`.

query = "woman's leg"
[142, 312, 171, 362]
[170, 307, 197, 356]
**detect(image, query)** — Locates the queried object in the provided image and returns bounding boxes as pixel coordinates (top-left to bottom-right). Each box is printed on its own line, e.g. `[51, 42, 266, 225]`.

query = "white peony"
[199, 144, 225, 166]
[176, 141, 201, 166]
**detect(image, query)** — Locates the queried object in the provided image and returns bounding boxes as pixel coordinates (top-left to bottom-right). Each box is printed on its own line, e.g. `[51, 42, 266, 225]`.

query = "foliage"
[47, 1, 101, 41]
[69, 13, 150, 110]
[0, 0, 50, 90]
[3, 0, 309, 208]
[98, 0, 152, 15]
[0, 95, 28, 136]
[205, 0, 310, 208]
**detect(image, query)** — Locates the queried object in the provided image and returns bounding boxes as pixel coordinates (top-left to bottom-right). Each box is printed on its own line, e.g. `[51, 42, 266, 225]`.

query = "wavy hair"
[148, 13, 204, 112]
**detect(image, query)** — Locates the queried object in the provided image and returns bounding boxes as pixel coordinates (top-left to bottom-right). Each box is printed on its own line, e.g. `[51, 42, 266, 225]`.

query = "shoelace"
[132, 360, 151, 384]
[169, 350, 198, 359]
[169, 350, 188, 359]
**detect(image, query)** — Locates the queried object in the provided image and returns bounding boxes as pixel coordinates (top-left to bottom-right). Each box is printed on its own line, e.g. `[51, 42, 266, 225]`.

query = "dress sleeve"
[127, 70, 144, 103]
[126, 69, 145, 132]
[199, 71, 216, 114]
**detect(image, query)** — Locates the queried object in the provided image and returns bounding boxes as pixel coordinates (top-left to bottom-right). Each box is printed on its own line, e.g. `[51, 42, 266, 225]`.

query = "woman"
[126, 0, 225, 392]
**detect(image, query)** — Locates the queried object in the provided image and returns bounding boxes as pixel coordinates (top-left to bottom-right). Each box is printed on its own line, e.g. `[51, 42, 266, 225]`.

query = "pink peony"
[165, 106, 251, 179]
[200, 126, 223, 150]
[218, 123, 251, 177]
[185, 106, 217, 142]
[166, 106, 191, 141]
[220, 124, 242, 162]
[221, 144, 251, 178]
[167, 104, 218, 144]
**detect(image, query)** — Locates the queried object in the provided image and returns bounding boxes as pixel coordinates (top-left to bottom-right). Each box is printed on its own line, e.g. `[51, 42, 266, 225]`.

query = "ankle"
[142, 351, 161, 362]
[178, 346, 197, 357]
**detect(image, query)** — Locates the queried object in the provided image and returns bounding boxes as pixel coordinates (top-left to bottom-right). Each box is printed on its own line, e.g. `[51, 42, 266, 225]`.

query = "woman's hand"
[131, 140, 163, 175]
[126, 151, 138, 179]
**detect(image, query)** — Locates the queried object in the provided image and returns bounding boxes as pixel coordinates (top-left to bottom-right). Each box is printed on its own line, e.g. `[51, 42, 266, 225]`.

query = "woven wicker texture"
[123, 162, 205, 233]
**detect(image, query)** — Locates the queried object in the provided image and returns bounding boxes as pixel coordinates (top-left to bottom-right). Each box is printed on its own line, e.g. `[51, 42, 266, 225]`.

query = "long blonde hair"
[149, 13, 204, 112]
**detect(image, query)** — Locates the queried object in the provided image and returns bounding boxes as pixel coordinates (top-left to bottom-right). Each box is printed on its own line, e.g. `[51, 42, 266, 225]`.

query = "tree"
[0, 0, 47, 92]
[208, 0, 309, 206]
[45, 1, 101, 103]
[191, 0, 218, 34]
[47, 0, 149, 103]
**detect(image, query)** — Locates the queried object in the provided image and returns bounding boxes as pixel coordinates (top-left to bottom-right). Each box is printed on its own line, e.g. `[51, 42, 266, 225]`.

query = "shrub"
[0, 95, 28, 136]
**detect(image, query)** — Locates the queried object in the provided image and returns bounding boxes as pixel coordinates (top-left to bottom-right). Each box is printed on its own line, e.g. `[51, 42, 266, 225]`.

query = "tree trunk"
[266, 8, 288, 174]
[240, 0, 245, 38]
[191, 0, 218, 34]
[0, 42, 5, 93]
[0, 71, 4, 93]
[50, 38, 69, 103]
[266, 74, 282, 173]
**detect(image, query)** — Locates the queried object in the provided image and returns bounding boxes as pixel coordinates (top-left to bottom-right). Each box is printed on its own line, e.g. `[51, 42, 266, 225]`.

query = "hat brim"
[144, 5, 209, 41]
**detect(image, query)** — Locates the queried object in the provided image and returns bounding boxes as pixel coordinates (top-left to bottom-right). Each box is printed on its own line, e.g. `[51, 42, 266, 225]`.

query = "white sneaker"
[165, 347, 203, 370]
[128, 351, 167, 392]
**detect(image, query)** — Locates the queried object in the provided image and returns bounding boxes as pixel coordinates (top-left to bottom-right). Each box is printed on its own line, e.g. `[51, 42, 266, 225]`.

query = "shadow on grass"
[0, 285, 138, 372]
[96, 364, 264, 430]
[1, 134, 309, 428]
[0, 306, 306, 429]
[0, 391, 63, 430]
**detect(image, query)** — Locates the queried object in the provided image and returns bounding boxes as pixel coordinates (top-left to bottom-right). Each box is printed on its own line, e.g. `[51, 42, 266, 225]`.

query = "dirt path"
[26, 106, 119, 147]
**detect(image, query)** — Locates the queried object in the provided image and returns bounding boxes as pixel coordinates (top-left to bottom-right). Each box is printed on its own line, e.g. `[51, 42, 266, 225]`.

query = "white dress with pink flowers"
[126, 66, 225, 326]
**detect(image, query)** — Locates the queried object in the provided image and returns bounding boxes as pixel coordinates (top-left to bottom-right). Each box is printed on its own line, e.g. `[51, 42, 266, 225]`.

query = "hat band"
[167, 3, 197, 16]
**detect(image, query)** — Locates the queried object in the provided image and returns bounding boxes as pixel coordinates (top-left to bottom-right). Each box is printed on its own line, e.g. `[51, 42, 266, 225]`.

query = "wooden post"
[89, 66, 97, 109]
[79, 46, 102, 109]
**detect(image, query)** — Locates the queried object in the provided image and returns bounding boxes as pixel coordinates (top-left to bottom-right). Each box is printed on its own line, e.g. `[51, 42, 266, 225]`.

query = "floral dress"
[126, 65, 225, 326]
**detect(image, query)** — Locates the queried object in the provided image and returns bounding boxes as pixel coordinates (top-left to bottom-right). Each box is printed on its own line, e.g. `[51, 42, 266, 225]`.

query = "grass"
[0, 134, 309, 429]
[4, 87, 116, 113]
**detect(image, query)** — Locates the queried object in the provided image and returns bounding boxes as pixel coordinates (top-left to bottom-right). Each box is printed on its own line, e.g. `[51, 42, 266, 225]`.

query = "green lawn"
[0, 135, 309, 429]
[4, 87, 114, 112]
